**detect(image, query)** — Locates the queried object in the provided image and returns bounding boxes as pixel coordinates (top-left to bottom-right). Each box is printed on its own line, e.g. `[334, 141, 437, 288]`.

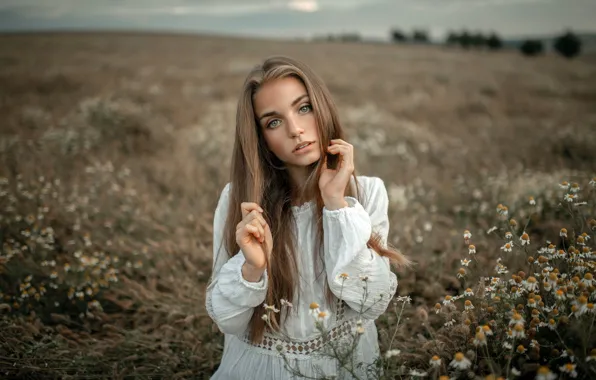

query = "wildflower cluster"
[0, 162, 152, 320]
[428, 177, 596, 379]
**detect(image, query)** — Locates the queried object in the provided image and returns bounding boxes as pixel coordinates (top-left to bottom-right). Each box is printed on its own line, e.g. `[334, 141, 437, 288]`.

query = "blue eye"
[299, 104, 312, 113]
[267, 119, 280, 129]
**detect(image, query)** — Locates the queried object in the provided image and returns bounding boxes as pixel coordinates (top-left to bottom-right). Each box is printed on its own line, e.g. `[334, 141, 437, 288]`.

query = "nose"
[286, 116, 304, 137]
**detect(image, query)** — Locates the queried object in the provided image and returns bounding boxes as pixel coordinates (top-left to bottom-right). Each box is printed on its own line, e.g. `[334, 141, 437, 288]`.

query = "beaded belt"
[240, 299, 371, 358]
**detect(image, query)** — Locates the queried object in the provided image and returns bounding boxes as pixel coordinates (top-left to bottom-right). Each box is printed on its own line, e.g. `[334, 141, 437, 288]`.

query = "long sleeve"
[205, 183, 269, 336]
[322, 176, 398, 320]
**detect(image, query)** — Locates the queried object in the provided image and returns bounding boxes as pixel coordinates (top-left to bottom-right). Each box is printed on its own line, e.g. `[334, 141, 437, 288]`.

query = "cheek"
[263, 133, 286, 156]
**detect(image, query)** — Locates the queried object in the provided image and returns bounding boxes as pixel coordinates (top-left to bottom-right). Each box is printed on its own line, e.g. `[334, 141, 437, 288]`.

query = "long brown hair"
[219, 55, 409, 344]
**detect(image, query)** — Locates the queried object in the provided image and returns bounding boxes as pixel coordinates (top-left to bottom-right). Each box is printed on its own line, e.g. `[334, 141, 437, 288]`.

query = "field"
[1, 32, 596, 379]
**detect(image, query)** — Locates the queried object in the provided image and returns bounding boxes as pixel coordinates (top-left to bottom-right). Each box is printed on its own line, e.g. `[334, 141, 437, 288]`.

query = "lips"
[293, 141, 314, 152]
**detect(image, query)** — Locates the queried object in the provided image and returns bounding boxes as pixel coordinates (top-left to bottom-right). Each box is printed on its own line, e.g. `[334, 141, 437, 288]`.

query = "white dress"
[205, 175, 398, 379]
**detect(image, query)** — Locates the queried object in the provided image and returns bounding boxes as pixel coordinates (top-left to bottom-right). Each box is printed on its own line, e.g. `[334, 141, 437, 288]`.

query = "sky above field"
[1, 0, 595, 40]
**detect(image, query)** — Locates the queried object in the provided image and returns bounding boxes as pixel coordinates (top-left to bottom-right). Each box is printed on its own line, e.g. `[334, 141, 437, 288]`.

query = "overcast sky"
[1, 0, 594, 40]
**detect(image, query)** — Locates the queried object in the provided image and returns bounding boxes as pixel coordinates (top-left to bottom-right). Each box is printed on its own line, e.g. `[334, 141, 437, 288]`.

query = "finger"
[248, 210, 268, 227]
[330, 139, 352, 147]
[329, 146, 354, 171]
[245, 224, 261, 240]
[241, 202, 264, 219]
[250, 219, 265, 238]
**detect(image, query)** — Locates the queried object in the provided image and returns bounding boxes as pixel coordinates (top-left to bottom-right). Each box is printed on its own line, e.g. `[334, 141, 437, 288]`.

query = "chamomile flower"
[309, 302, 320, 317]
[429, 355, 441, 367]
[316, 310, 330, 325]
[501, 242, 513, 252]
[560, 228, 568, 238]
[280, 299, 293, 308]
[336, 272, 350, 282]
[524, 276, 539, 292]
[463, 230, 472, 240]
[528, 196, 536, 205]
[473, 331, 487, 346]
[408, 369, 428, 377]
[582, 273, 594, 287]
[482, 325, 493, 336]
[384, 349, 401, 359]
[464, 300, 474, 311]
[263, 303, 280, 313]
[460, 259, 471, 267]
[516, 345, 527, 354]
[509, 312, 525, 326]
[464, 288, 474, 297]
[564, 193, 576, 202]
[442, 295, 453, 305]
[457, 268, 467, 279]
[569, 183, 580, 193]
[511, 323, 526, 338]
[449, 352, 471, 370]
[505, 232, 513, 240]
[559, 181, 570, 190]
[520, 232, 530, 246]
[496, 204, 509, 217]
[535, 366, 557, 380]
[559, 363, 577, 378]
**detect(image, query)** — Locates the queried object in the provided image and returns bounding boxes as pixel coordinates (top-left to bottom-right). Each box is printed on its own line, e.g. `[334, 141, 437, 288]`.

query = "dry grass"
[0, 32, 595, 378]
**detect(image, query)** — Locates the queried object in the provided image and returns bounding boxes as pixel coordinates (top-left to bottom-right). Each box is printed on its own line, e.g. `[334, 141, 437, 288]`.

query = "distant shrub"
[554, 31, 582, 59]
[391, 28, 407, 43]
[412, 29, 429, 44]
[459, 31, 472, 49]
[520, 40, 544, 56]
[486, 33, 503, 50]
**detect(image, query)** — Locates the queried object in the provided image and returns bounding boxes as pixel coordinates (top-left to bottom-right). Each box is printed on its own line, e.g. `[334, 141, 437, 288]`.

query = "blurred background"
[1, 0, 596, 378]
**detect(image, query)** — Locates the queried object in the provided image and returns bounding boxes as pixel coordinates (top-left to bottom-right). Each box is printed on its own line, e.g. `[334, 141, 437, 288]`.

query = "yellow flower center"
[309, 302, 319, 310]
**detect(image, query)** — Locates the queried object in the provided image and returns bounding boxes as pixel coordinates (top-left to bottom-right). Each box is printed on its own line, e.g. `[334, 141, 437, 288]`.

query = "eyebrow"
[258, 94, 309, 122]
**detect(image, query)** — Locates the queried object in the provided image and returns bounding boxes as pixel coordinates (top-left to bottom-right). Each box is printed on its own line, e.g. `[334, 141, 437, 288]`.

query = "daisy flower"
[535, 366, 557, 380]
[473, 331, 487, 346]
[429, 355, 441, 367]
[309, 302, 320, 318]
[449, 352, 471, 370]
[384, 349, 401, 359]
[263, 303, 280, 313]
[559, 363, 578, 378]
[501, 242, 513, 252]
[520, 232, 530, 246]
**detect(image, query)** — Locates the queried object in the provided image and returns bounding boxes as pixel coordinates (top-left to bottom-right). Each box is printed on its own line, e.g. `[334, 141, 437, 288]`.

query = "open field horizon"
[1, 32, 595, 378]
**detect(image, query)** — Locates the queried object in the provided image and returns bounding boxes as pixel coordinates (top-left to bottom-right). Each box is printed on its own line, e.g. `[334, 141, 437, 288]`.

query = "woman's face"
[253, 76, 321, 171]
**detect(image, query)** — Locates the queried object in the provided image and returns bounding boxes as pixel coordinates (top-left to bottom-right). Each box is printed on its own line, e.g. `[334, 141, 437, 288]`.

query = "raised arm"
[205, 183, 269, 336]
[323, 177, 398, 320]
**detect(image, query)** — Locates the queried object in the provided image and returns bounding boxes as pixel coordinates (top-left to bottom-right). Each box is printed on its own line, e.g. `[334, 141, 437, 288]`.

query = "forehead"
[253, 76, 308, 112]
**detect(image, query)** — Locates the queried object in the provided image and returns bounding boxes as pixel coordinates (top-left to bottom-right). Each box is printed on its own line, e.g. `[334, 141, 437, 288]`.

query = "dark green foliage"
[520, 39, 544, 56]
[553, 31, 582, 59]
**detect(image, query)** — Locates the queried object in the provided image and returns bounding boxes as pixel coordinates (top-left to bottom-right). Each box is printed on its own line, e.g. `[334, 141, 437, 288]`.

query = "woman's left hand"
[319, 139, 354, 205]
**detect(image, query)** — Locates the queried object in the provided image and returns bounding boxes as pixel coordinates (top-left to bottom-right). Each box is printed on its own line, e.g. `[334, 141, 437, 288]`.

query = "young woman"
[205, 55, 409, 379]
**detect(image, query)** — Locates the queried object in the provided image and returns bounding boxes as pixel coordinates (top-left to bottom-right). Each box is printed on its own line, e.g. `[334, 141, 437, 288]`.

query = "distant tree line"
[390, 28, 583, 59]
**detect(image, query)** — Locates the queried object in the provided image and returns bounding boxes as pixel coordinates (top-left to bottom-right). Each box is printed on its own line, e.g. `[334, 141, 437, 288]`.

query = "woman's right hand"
[236, 202, 273, 270]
